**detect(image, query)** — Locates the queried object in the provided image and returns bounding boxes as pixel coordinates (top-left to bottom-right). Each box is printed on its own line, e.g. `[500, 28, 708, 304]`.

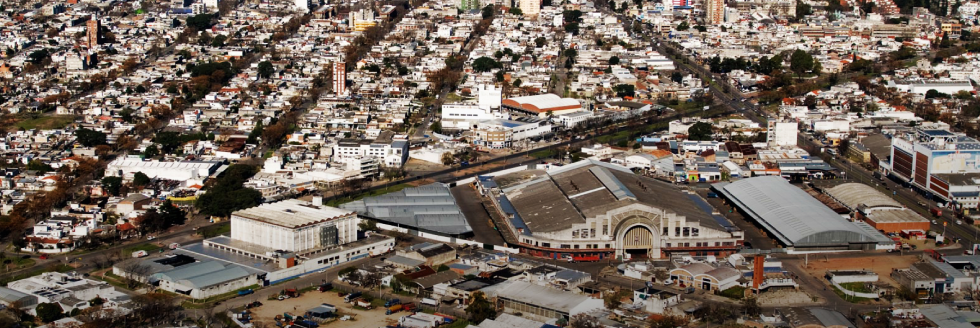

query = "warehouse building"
[714, 177, 893, 251]
[231, 198, 358, 252]
[501, 94, 584, 118]
[0, 286, 37, 309]
[483, 159, 743, 260]
[824, 183, 929, 233]
[342, 183, 472, 237]
[105, 158, 222, 183]
[489, 281, 604, 323]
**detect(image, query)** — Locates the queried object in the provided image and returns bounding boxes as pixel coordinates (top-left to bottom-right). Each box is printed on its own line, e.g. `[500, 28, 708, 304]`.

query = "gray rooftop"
[918, 304, 974, 328]
[715, 177, 886, 247]
[341, 183, 472, 236]
[825, 183, 902, 210]
[0, 286, 34, 304]
[499, 159, 726, 234]
[492, 281, 592, 314]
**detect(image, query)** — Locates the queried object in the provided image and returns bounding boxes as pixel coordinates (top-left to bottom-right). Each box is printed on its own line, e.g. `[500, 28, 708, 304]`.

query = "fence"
[831, 280, 880, 299]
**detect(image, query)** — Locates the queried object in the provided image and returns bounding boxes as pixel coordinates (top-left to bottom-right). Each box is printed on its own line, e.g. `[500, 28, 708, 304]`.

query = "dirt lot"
[250, 291, 409, 328]
[800, 254, 919, 286]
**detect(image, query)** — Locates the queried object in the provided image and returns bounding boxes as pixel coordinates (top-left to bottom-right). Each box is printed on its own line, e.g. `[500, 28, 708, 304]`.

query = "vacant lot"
[250, 291, 409, 328]
[800, 254, 918, 286]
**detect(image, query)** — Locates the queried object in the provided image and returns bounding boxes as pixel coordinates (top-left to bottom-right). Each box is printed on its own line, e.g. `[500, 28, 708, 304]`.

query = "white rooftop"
[232, 199, 354, 229]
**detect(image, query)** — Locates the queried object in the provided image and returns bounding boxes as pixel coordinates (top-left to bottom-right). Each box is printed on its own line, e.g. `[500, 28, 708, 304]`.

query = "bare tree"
[119, 260, 152, 289]
[569, 313, 602, 328]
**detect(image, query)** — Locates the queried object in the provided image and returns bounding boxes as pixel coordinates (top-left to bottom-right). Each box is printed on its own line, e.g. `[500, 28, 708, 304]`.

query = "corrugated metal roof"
[0, 286, 33, 303]
[825, 183, 902, 210]
[342, 184, 472, 235]
[918, 304, 974, 328]
[717, 177, 882, 246]
[179, 266, 251, 289]
[233, 199, 353, 229]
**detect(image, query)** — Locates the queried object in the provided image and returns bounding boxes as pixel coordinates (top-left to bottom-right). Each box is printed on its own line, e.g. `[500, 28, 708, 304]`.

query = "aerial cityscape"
[0, 0, 978, 327]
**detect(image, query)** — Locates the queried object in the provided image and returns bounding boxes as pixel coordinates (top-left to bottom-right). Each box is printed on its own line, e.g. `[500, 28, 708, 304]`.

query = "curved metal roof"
[717, 177, 879, 246]
[825, 183, 902, 211]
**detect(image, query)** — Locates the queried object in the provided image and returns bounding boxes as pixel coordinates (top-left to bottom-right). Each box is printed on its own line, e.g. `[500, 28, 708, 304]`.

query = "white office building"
[768, 121, 798, 147]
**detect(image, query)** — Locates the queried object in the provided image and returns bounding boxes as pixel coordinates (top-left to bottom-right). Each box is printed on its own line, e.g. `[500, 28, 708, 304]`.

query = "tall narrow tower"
[705, 0, 724, 25]
[333, 61, 346, 97]
[87, 15, 100, 48]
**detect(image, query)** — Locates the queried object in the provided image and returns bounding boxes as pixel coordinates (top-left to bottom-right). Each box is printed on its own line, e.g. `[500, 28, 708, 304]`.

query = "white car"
[146, 236, 155, 240]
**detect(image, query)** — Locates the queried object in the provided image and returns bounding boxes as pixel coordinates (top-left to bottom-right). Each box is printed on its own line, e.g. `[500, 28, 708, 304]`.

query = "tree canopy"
[465, 291, 496, 324]
[687, 122, 714, 141]
[75, 128, 107, 147]
[472, 57, 502, 73]
[195, 164, 262, 217]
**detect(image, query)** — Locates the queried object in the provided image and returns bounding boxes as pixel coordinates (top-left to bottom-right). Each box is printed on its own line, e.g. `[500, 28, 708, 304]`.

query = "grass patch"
[596, 130, 632, 144]
[197, 223, 231, 238]
[840, 282, 874, 293]
[326, 183, 413, 207]
[263, 150, 274, 159]
[125, 244, 161, 254]
[2, 257, 35, 270]
[719, 286, 746, 300]
[830, 284, 875, 304]
[15, 115, 75, 131]
[530, 149, 557, 159]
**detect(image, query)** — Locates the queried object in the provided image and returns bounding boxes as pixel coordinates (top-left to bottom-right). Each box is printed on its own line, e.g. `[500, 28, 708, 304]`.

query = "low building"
[824, 183, 930, 233]
[7, 272, 128, 314]
[397, 242, 457, 266]
[777, 307, 855, 328]
[668, 263, 739, 291]
[105, 158, 222, 184]
[490, 280, 604, 323]
[501, 94, 583, 118]
[0, 286, 38, 309]
[342, 183, 473, 237]
[633, 287, 681, 314]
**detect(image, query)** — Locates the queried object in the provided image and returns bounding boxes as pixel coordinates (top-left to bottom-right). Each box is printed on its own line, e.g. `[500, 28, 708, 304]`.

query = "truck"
[386, 304, 403, 315]
[354, 298, 372, 309]
[237, 289, 254, 296]
[434, 313, 456, 324]
[402, 303, 417, 313]
[168, 243, 180, 250]
[384, 299, 401, 307]
[931, 207, 943, 217]
[317, 283, 333, 292]
[132, 250, 148, 258]
[344, 292, 362, 303]
[706, 192, 718, 198]
[685, 287, 696, 294]
[421, 298, 438, 307]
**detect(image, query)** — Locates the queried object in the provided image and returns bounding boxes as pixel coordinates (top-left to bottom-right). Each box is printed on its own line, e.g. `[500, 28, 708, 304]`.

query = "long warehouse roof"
[715, 177, 885, 246]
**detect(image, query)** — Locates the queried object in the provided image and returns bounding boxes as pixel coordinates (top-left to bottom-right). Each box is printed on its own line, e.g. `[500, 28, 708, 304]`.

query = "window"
[603, 225, 609, 235]
[675, 227, 681, 237]
[561, 244, 570, 249]
[666, 243, 671, 247]
[542, 242, 551, 248]
[574, 245, 579, 249]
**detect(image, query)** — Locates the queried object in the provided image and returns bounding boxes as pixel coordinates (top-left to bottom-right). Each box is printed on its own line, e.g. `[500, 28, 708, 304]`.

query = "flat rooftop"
[233, 199, 353, 229]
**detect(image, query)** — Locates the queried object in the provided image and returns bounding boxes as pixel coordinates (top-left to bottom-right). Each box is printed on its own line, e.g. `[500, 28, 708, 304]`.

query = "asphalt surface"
[450, 184, 505, 246]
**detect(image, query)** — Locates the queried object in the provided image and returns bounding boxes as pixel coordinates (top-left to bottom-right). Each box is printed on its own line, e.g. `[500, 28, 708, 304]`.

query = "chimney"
[312, 196, 323, 206]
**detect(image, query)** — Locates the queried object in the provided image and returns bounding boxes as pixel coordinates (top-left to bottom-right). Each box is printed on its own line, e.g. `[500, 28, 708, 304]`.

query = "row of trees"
[195, 164, 262, 217]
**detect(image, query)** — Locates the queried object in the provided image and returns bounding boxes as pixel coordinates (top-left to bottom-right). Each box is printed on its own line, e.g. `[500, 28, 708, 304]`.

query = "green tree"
[431, 121, 442, 133]
[186, 13, 214, 30]
[465, 291, 496, 324]
[509, 7, 523, 15]
[75, 128, 107, 147]
[26, 160, 53, 173]
[608, 56, 620, 65]
[211, 34, 227, 47]
[795, 1, 812, 19]
[437, 264, 451, 272]
[35, 303, 63, 323]
[102, 176, 123, 196]
[194, 164, 262, 217]
[154, 131, 181, 153]
[676, 21, 690, 31]
[613, 84, 635, 97]
[247, 121, 263, 144]
[481, 5, 495, 19]
[513, 78, 522, 87]
[534, 37, 547, 47]
[687, 122, 713, 141]
[132, 172, 151, 187]
[790, 49, 814, 79]
[472, 56, 501, 72]
[257, 61, 274, 79]
[143, 144, 159, 158]
[159, 200, 187, 227]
